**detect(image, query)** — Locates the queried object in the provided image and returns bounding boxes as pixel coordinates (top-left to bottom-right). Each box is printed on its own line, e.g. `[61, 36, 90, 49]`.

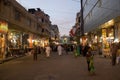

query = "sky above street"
[16, 0, 80, 36]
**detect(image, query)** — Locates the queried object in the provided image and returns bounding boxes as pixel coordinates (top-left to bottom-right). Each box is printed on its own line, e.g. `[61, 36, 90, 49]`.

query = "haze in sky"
[16, 0, 80, 36]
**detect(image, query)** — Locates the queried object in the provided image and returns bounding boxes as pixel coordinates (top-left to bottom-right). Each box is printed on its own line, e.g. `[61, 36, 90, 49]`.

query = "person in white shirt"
[57, 44, 62, 56]
[45, 45, 51, 57]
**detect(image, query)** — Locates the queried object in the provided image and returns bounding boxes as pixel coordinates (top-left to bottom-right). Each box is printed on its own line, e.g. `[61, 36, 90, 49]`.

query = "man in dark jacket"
[82, 44, 90, 57]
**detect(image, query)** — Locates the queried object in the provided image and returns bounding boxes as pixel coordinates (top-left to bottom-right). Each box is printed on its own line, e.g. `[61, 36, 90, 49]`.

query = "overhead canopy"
[83, 0, 120, 32]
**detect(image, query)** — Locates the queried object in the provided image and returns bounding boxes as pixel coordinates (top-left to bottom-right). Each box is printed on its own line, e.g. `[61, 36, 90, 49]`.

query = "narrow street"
[0, 52, 120, 80]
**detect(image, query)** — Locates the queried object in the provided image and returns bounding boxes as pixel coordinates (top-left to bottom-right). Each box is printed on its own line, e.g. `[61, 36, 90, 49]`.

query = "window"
[36, 24, 39, 30]
[0, 1, 1, 12]
[38, 18, 42, 22]
[42, 18, 44, 23]
[27, 18, 31, 26]
[14, 9, 21, 21]
[3, 0, 10, 6]
[42, 28, 44, 32]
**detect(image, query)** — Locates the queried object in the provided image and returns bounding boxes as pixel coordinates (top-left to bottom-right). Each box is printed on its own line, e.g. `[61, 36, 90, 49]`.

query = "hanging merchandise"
[0, 21, 8, 33]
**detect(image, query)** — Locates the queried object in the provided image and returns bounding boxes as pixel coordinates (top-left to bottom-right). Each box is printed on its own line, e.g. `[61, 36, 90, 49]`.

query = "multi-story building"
[70, 0, 120, 56]
[69, 12, 81, 44]
[28, 8, 53, 47]
[50, 25, 59, 41]
[28, 8, 51, 38]
[0, 0, 52, 60]
[77, 0, 120, 56]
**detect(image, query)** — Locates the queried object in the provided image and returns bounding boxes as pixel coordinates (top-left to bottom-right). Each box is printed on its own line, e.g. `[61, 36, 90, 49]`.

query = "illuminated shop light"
[114, 38, 119, 43]
[84, 32, 88, 35]
[73, 41, 77, 44]
[32, 40, 35, 43]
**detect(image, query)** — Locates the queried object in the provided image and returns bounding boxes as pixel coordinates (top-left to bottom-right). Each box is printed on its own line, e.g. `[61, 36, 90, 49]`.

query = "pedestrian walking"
[64, 44, 68, 55]
[82, 44, 89, 57]
[33, 45, 38, 61]
[57, 44, 62, 56]
[116, 53, 120, 64]
[45, 45, 51, 57]
[116, 42, 120, 64]
[86, 46, 95, 75]
[110, 43, 118, 66]
[76, 44, 81, 56]
[73, 45, 78, 57]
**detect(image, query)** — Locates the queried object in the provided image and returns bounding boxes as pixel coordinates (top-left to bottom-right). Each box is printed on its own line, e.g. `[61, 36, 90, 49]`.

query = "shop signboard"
[0, 21, 8, 33]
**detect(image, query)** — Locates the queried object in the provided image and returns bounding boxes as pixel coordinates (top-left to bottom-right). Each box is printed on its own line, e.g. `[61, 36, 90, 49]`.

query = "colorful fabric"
[77, 46, 80, 56]
[74, 49, 78, 56]
[89, 56, 95, 73]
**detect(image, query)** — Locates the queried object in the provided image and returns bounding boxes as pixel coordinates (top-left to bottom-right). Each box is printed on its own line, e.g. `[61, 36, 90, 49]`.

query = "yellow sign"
[0, 21, 8, 33]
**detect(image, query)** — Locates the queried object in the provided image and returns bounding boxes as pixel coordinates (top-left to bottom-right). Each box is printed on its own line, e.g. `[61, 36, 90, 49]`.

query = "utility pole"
[80, 0, 84, 36]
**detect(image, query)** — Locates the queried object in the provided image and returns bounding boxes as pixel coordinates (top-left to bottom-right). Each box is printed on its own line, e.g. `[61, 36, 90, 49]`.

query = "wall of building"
[83, 0, 120, 32]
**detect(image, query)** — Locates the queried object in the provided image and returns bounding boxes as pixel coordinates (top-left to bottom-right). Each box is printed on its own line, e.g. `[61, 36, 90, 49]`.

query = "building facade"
[51, 25, 59, 41]
[28, 8, 53, 47]
[70, 0, 120, 56]
[0, 0, 54, 60]
[83, 0, 120, 56]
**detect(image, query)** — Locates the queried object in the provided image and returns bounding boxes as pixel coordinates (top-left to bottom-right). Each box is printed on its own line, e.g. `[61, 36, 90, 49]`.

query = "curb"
[0, 55, 25, 64]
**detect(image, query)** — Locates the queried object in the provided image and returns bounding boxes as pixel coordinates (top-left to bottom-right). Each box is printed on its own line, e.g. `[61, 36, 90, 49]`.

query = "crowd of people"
[30, 43, 95, 75]
[30, 42, 120, 75]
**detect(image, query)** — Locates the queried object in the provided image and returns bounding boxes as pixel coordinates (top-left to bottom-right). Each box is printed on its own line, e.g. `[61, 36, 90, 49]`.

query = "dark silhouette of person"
[33, 45, 38, 61]
[82, 44, 89, 57]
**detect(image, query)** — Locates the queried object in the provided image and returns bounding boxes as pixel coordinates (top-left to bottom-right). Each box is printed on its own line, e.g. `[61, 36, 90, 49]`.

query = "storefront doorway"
[0, 33, 5, 59]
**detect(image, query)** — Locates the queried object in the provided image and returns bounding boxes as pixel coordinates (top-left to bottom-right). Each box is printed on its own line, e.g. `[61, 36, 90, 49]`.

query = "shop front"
[0, 20, 8, 60]
[86, 19, 115, 56]
[31, 37, 49, 48]
[7, 30, 24, 57]
[7, 29, 38, 57]
[7, 29, 49, 56]
[101, 27, 114, 57]
[100, 19, 116, 57]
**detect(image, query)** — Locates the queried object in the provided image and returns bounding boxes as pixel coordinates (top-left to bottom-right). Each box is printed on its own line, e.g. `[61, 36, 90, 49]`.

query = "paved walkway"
[0, 52, 120, 80]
